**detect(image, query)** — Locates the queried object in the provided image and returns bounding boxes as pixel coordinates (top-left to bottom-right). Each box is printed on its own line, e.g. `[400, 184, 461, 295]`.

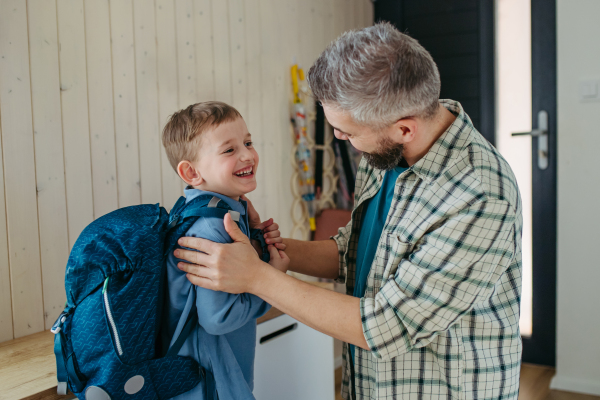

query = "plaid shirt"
[333, 100, 523, 400]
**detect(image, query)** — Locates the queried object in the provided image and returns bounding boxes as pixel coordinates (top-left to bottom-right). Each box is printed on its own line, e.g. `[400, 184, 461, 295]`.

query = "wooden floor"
[335, 364, 600, 400]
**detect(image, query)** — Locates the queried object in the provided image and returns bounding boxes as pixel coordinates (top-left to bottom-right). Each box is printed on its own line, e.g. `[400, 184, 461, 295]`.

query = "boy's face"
[192, 117, 259, 199]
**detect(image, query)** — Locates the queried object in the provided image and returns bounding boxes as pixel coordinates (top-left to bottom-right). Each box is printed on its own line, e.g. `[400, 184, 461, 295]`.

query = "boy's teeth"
[235, 168, 252, 176]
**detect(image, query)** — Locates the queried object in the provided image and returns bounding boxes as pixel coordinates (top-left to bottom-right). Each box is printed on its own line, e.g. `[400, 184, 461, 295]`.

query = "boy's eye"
[245, 141, 253, 147]
[224, 148, 234, 154]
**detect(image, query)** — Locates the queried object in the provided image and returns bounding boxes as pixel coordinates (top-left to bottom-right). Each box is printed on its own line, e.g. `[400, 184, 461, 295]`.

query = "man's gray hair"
[308, 22, 441, 128]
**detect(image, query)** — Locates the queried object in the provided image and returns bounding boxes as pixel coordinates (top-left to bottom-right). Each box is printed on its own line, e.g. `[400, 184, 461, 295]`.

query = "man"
[175, 22, 523, 399]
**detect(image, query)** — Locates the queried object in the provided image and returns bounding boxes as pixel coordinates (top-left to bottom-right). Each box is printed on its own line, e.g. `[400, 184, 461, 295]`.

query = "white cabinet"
[254, 314, 335, 400]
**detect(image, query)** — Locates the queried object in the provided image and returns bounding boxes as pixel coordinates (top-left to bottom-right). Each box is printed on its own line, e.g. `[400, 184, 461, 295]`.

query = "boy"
[161, 101, 289, 400]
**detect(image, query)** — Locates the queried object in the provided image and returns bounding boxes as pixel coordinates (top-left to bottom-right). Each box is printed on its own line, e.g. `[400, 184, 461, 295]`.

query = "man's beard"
[362, 135, 405, 170]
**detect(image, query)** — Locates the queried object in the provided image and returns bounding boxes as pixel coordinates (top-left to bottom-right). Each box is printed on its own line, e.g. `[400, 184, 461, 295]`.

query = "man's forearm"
[251, 265, 369, 349]
[282, 238, 340, 279]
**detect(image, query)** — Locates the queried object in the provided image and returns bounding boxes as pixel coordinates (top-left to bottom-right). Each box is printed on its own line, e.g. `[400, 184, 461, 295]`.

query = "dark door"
[519, 0, 557, 367]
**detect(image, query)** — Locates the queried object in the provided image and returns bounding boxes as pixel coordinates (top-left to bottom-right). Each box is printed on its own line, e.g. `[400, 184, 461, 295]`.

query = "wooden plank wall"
[0, 0, 373, 342]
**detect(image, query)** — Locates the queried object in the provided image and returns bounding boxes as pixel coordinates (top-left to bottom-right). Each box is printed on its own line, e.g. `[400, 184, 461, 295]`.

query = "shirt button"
[378, 174, 382, 182]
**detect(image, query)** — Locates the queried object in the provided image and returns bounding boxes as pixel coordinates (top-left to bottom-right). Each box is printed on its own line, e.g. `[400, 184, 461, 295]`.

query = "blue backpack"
[52, 194, 268, 400]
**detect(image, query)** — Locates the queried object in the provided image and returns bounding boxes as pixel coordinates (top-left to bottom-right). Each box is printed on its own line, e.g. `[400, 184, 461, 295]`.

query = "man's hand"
[176, 213, 272, 294]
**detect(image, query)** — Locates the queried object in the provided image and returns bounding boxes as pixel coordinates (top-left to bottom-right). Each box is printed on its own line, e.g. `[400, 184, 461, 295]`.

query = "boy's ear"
[177, 160, 204, 186]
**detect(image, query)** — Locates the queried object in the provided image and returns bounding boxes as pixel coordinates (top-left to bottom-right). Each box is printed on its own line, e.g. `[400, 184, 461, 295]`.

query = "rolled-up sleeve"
[361, 198, 517, 360]
[331, 218, 352, 284]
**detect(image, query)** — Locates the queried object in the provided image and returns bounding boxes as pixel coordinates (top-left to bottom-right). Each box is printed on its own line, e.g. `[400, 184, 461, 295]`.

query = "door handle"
[511, 110, 548, 170]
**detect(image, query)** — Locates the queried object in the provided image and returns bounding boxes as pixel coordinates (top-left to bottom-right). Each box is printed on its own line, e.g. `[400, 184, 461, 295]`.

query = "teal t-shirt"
[349, 165, 407, 366]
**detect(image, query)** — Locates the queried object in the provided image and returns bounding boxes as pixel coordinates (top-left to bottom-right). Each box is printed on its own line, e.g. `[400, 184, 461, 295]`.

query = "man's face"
[192, 117, 259, 199]
[322, 104, 404, 170]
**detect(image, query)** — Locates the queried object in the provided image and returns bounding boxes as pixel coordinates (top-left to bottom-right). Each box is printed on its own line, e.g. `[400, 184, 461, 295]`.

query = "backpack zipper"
[103, 277, 123, 356]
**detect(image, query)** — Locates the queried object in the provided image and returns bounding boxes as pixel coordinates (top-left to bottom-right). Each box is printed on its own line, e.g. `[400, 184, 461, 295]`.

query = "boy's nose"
[239, 149, 254, 161]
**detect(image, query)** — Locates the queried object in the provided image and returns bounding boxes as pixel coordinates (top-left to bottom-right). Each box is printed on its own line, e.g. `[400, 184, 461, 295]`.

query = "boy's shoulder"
[185, 213, 233, 244]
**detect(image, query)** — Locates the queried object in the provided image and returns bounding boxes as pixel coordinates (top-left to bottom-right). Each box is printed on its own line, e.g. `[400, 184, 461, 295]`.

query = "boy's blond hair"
[162, 101, 242, 171]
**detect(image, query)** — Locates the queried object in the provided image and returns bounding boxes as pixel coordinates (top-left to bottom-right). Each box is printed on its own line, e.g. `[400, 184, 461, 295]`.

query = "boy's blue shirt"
[164, 188, 271, 400]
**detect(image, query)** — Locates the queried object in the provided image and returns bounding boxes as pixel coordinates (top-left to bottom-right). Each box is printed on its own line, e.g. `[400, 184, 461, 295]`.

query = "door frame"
[522, 0, 557, 367]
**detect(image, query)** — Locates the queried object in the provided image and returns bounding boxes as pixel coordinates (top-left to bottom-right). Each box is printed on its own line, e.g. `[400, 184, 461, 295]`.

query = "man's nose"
[333, 130, 348, 141]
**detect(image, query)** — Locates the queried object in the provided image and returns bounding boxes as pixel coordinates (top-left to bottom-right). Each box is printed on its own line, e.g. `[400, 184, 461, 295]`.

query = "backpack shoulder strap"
[184, 196, 242, 223]
[168, 195, 269, 261]
[166, 289, 199, 357]
[169, 195, 241, 229]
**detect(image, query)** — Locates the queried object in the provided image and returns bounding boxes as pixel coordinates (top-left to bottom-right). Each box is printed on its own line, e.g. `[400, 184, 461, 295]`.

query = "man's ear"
[393, 117, 418, 144]
[177, 160, 204, 186]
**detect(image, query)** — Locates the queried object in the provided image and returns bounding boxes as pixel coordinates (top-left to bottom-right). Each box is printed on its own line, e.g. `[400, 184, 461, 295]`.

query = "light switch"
[580, 80, 600, 101]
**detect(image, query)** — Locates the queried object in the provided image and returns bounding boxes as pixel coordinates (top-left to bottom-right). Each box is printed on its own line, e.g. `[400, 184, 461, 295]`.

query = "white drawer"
[254, 314, 335, 400]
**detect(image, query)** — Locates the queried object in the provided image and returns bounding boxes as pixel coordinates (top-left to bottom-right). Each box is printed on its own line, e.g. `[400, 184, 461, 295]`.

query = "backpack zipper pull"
[51, 310, 69, 334]
[168, 214, 180, 230]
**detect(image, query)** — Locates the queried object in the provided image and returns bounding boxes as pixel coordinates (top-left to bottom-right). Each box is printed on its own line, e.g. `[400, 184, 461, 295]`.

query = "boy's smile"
[233, 165, 254, 178]
[177, 117, 259, 200]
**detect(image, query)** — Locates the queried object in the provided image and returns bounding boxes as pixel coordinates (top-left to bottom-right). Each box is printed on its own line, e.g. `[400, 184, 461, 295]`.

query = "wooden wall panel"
[0, 107, 13, 343]
[173, 0, 197, 196]
[333, 0, 346, 38]
[243, 0, 265, 215]
[258, 0, 283, 228]
[0, 0, 45, 338]
[110, 0, 142, 208]
[311, 0, 327, 62]
[27, 0, 70, 330]
[133, 0, 164, 205]
[212, 0, 233, 104]
[85, 0, 119, 219]
[303, 0, 317, 62]
[297, 0, 312, 70]
[175, 0, 198, 108]
[228, 0, 249, 119]
[364, 0, 374, 28]
[194, 0, 216, 101]
[278, 0, 299, 238]
[156, 0, 183, 209]
[354, 0, 363, 28]
[345, 0, 356, 33]
[323, 0, 335, 49]
[56, 0, 94, 249]
[0, 0, 364, 342]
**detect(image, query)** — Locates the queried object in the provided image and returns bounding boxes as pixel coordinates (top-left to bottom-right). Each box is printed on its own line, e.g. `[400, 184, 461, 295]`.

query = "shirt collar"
[410, 99, 476, 183]
[184, 187, 247, 215]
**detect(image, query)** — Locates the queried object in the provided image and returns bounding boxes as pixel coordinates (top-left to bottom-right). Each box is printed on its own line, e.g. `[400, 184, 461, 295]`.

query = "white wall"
[552, 0, 600, 395]
[0, 0, 373, 342]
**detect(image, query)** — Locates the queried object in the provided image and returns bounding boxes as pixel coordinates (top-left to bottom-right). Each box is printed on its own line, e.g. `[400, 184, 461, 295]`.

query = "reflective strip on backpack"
[228, 210, 240, 222]
[208, 197, 221, 208]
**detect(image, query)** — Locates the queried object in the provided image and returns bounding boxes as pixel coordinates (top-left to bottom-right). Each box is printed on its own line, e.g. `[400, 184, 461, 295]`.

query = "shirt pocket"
[381, 233, 414, 284]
